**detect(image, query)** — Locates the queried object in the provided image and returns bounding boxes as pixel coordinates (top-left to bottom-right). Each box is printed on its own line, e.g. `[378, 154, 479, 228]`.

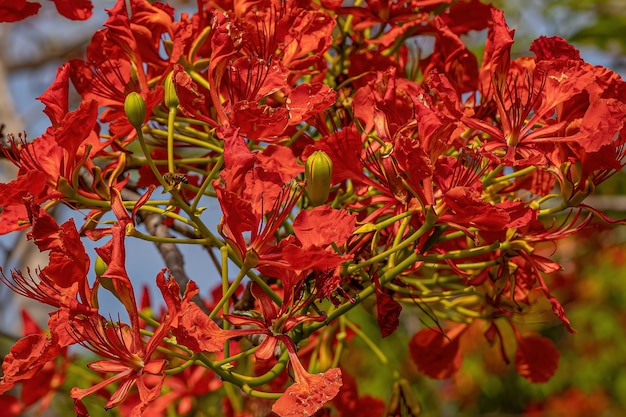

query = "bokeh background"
[1, 1, 625, 416]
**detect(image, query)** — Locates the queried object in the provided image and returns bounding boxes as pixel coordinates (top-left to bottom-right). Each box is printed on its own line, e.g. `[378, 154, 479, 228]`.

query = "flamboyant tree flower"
[0, 196, 94, 324]
[205, 3, 337, 136]
[167, 279, 343, 417]
[220, 57, 337, 140]
[251, 205, 356, 290]
[462, 13, 626, 168]
[2, 0, 626, 414]
[270, 338, 342, 417]
[329, 0, 441, 48]
[0, 64, 102, 234]
[223, 283, 342, 417]
[69, 0, 168, 138]
[0, 311, 67, 408]
[0, 0, 93, 22]
[214, 130, 305, 267]
[70, 268, 199, 416]
[229, 0, 335, 75]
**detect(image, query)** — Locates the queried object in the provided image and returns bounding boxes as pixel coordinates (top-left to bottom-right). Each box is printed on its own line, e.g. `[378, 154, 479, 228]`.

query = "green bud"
[305, 150, 333, 207]
[124, 92, 147, 130]
[164, 71, 179, 109]
[94, 256, 108, 277]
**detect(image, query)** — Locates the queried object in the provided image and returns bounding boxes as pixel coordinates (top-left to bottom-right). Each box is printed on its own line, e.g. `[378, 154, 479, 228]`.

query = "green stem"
[212, 345, 259, 368]
[191, 154, 223, 213]
[210, 264, 250, 319]
[165, 356, 198, 375]
[147, 127, 223, 153]
[386, 283, 477, 302]
[420, 259, 499, 270]
[418, 240, 509, 262]
[167, 107, 177, 173]
[128, 228, 212, 245]
[388, 215, 412, 268]
[343, 317, 388, 365]
[196, 347, 289, 388]
[347, 221, 429, 274]
[135, 128, 170, 190]
[189, 69, 212, 91]
[221, 246, 231, 357]
[481, 164, 505, 186]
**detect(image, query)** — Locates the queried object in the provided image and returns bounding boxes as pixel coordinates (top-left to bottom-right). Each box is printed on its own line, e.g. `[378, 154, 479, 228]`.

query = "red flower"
[214, 155, 303, 267]
[0, 333, 61, 396]
[225, 283, 325, 360]
[271, 337, 342, 417]
[222, 57, 336, 140]
[0, 62, 107, 235]
[0, 311, 64, 401]
[0, 196, 94, 321]
[0, 0, 40, 22]
[330, 0, 436, 48]
[70, 268, 197, 416]
[67, 185, 191, 415]
[262, 205, 356, 277]
[171, 280, 343, 415]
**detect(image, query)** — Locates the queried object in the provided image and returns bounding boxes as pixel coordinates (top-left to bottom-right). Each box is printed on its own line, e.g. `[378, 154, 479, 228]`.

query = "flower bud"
[124, 92, 147, 130]
[305, 150, 333, 207]
[94, 256, 108, 277]
[164, 71, 179, 109]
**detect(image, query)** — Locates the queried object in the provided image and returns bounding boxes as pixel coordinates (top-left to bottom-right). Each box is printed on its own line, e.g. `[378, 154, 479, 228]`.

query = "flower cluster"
[1, 0, 625, 416]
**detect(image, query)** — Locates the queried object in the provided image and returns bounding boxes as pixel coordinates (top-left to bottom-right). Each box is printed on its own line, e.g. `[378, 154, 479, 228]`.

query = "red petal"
[172, 304, 261, 353]
[293, 206, 356, 248]
[409, 326, 465, 379]
[55, 99, 98, 159]
[0, 395, 22, 416]
[514, 335, 560, 383]
[530, 36, 581, 61]
[374, 275, 402, 338]
[479, 6, 514, 89]
[286, 83, 337, 123]
[37, 63, 70, 127]
[332, 368, 385, 417]
[51, 0, 93, 20]
[0, 0, 40, 22]
[0, 333, 60, 395]
[272, 367, 342, 417]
